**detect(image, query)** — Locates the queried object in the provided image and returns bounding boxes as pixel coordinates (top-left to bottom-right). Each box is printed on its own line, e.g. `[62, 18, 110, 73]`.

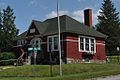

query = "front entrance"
[29, 38, 43, 64]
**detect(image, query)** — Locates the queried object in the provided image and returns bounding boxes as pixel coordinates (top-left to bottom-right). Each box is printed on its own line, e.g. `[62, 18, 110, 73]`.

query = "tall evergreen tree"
[0, 9, 3, 52]
[0, 6, 19, 52]
[96, 0, 120, 55]
[0, 9, 2, 30]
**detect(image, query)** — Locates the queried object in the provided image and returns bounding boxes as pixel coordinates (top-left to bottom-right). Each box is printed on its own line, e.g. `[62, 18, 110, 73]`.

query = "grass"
[107, 56, 120, 63]
[1, 63, 120, 80]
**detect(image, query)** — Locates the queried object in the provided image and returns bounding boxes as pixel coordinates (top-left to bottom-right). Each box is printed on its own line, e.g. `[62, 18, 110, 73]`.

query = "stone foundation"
[67, 58, 106, 64]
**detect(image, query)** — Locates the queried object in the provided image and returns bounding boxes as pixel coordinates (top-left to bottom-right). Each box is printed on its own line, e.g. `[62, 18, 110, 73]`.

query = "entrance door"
[30, 38, 42, 64]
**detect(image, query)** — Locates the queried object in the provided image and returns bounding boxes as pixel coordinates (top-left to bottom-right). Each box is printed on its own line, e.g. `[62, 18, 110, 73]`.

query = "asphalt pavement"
[88, 75, 120, 80]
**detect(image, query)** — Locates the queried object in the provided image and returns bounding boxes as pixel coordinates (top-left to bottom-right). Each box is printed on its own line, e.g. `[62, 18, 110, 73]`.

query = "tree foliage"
[0, 6, 19, 52]
[96, 0, 120, 54]
[0, 52, 16, 65]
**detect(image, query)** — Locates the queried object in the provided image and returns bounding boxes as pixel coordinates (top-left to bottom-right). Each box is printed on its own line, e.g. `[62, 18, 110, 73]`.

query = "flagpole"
[57, 0, 62, 79]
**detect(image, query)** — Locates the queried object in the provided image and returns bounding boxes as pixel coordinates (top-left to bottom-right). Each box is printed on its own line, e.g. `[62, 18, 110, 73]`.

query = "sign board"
[28, 47, 41, 51]
[37, 47, 40, 50]
[28, 48, 33, 51]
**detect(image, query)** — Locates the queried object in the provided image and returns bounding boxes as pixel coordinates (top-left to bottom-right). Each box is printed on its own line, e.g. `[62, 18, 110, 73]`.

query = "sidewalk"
[88, 75, 120, 80]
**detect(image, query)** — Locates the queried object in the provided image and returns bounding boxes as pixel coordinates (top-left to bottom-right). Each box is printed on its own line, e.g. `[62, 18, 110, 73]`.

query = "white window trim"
[78, 35, 96, 53]
[30, 38, 41, 48]
[30, 28, 35, 33]
[47, 35, 58, 52]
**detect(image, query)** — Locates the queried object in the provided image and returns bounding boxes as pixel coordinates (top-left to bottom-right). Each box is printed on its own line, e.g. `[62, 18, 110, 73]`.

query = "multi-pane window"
[54, 36, 58, 50]
[79, 36, 96, 53]
[30, 38, 41, 48]
[85, 38, 89, 51]
[80, 37, 84, 50]
[17, 40, 26, 46]
[48, 35, 58, 51]
[48, 37, 52, 51]
[91, 39, 94, 52]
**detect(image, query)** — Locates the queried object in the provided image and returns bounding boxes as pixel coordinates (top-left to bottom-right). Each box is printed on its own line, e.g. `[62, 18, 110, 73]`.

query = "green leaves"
[0, 6, 19, 52]
[96, 0, 120, 55]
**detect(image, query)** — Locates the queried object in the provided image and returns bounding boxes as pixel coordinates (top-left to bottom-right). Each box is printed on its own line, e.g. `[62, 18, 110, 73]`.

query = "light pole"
[57, 0, 62, 79]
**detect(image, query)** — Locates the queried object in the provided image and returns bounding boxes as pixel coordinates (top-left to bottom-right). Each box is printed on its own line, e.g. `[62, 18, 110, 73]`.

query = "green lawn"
[1, 63, 120, 80]
[107, 56, 120, 63]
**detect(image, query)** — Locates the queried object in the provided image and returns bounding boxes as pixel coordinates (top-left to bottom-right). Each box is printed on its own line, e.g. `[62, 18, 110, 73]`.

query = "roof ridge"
[44, 15, 68, 22]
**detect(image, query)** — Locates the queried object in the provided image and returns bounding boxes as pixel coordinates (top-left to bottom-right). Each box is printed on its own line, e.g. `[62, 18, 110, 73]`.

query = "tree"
[0, 52, 16, 65]
[0, 6, 19, 52]
[0, 9, 3, 52]
[96, 0, 120, 55]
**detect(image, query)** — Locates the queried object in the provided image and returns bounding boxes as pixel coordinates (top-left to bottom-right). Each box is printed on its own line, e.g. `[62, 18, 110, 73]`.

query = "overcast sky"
[0, 0, 120, 34]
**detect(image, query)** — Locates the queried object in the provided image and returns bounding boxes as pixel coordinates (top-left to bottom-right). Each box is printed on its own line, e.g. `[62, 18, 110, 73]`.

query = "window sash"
[80, 37, 84, 50]
[54, 36, 58, 50]
[79, 36, 96, 53]
[48, 35, 58, 52]
[85, 38, 90, 51]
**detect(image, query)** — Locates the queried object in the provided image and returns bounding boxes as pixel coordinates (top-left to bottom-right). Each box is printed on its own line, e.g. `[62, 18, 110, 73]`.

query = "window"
[85, 38, 89, 51]
[30, 38, 41, 48]
[17, 40, 21, 46]
[30, 28, 35, 33]
[17, 40, 26, 46]
[91, 39, 95, 52]
[54, 36, 58, 50]
[80, 37, 84, 50]
[48, 37, 52, 51]
[79, 36, 96, 53]
[48, 35, 58, 51]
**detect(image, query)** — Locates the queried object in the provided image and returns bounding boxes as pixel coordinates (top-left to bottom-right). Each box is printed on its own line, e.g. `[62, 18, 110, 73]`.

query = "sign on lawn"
[28, 48, 33, 51]
[28, 47, 41, 51]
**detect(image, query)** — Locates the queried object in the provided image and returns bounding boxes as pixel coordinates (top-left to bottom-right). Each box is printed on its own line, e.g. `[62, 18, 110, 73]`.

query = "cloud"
[46, 10, 69, 19]
[72, 7, 101, 25]
[92, 9, 101, 25]
[28, 0, 48, 10]
[77, 0, 81, 2]
[45, 8, 100, 25]
[77, 0, 84, 2]
[31, 15, 35, 19]
[72, 9, 84, 23]
[29, 0, 38, 6]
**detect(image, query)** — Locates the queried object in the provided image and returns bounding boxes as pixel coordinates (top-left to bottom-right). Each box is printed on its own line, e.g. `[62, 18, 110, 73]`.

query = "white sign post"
[117, 46, 120, 63]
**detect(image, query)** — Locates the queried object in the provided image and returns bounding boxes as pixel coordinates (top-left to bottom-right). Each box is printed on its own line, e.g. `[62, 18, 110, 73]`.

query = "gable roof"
[43, 15, 107, 38]
[15, 31, 27, 40]
[17, 15, 107, 40]
[32, 20, 48, 35]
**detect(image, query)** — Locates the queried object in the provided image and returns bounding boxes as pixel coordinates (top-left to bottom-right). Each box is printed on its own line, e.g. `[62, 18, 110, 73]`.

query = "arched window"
[30, 38, 41, 48]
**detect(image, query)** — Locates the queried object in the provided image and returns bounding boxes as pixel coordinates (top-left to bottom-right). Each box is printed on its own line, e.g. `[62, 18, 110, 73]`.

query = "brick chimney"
[84, 9, 92, 29]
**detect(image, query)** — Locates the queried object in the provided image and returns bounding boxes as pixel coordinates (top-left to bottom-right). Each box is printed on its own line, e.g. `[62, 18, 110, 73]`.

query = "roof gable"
[17, 15, 107, 39]
[26, 21, 40, 36]
[44, 15, 107, 38]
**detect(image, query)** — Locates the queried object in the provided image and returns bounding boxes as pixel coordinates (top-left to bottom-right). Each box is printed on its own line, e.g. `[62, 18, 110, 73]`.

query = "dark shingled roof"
[32, 20, 48, 34]
[17, 15, 107, 40]
[15, 31, 27, 40]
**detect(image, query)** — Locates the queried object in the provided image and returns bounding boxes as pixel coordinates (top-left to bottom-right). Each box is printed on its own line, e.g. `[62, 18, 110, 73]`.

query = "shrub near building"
[0, 52, 15, 66]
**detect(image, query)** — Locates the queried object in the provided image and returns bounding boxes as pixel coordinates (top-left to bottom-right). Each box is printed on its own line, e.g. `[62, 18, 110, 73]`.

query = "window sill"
[79, 50, 95, 54]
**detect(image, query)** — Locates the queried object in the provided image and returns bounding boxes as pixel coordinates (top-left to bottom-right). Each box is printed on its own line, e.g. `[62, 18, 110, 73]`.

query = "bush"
[0, 52, 16, 65]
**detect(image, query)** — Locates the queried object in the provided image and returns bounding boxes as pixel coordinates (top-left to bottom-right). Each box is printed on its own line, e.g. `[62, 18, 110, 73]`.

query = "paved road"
[88, 75, 120, 80]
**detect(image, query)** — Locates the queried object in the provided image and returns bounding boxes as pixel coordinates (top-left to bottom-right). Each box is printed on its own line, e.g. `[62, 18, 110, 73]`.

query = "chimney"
[84, 9, 92, 29]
